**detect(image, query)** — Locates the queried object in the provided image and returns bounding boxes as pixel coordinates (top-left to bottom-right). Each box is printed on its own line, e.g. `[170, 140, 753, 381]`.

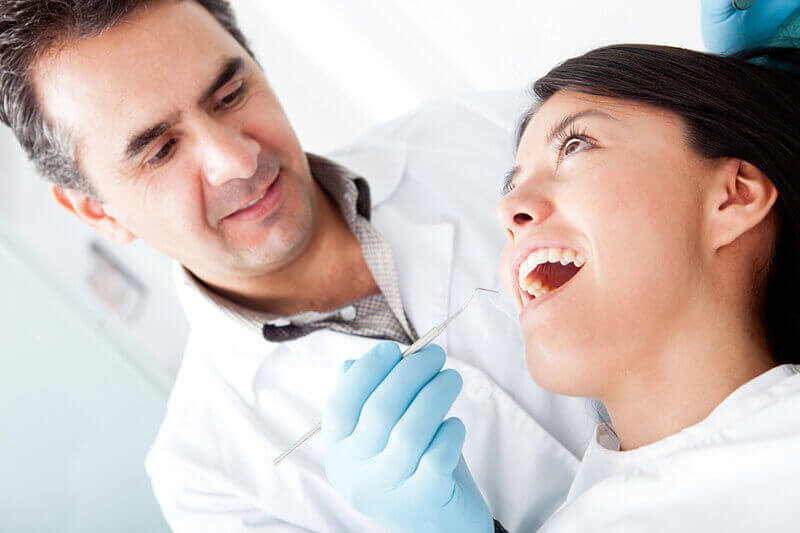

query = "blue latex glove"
[702, 0, 800, 54]
[322, 342, 493, 533]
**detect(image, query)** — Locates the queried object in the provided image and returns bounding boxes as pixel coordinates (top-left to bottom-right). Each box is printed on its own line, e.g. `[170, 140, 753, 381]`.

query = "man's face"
[34, 0, 316, 278]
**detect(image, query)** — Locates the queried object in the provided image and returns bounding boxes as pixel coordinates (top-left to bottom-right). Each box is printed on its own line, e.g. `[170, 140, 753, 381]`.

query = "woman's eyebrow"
[545, 109, 616, 145]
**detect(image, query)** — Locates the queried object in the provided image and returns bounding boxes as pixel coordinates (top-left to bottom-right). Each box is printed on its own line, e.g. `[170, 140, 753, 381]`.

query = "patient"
[322, 44, 800, 532]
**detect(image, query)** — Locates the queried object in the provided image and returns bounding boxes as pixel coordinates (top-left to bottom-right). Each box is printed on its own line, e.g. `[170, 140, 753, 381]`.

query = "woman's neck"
[602, 300, 776, 451]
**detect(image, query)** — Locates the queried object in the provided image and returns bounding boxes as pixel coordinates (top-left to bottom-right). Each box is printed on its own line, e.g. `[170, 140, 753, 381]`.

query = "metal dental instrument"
[272, 287, 498, 467]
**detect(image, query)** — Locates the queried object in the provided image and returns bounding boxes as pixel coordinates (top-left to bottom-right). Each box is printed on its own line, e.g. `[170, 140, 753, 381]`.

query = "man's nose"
[494, 191, 553, 239]
[198, 118, 260, 187]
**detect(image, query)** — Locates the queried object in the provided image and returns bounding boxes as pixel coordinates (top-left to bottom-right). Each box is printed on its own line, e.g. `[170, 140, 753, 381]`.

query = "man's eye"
[146, 138, 177, 168]
[219, 82, 245, 107]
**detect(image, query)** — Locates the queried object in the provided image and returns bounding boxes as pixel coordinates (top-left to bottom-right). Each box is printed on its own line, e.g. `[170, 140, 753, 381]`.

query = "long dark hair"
[526, 44, 800, 365]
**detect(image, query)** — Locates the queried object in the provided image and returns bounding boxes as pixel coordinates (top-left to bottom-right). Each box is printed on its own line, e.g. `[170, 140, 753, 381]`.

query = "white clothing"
[540, 364, 800, 532]
[145, 92, 598, 532]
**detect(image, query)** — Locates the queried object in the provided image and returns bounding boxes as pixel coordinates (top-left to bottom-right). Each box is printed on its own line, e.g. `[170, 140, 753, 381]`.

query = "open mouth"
[516, 247, 586, 304]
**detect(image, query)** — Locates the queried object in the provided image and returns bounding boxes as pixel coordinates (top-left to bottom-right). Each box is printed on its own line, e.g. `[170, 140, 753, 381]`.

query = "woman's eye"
[147, 138, 177, 167]
[561, 137, 591, 159]
[501, 169, 517, 197]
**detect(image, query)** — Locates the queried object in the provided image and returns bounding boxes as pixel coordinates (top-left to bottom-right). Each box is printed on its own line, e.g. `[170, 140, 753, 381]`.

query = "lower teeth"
[530, 287, 551, 298]
[525, 283, 553, 299]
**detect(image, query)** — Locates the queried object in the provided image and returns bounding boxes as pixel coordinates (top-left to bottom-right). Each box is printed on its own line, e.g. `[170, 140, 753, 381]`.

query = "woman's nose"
[495, 192, 553, 239]
[198, 119, 260, 187]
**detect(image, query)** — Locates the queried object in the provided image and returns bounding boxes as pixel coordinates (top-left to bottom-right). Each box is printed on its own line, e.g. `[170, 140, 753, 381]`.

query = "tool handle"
[401, 323, 445, 357]
[273, 424, 321, 466]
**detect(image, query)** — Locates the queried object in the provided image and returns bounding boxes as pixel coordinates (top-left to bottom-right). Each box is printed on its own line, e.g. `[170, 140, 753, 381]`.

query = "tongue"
[527, 262, 581, 290]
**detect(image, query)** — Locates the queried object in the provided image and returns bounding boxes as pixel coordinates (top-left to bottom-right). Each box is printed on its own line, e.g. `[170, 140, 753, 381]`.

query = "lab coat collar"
[373, 207, 454, 341]
[325, 140, 407, 208]
[325, 136, 454, 338]
[589, 364, 800, 456]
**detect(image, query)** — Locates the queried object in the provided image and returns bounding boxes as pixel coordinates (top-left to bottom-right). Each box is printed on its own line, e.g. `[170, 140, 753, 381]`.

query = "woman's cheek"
[499, 244, 523, 311]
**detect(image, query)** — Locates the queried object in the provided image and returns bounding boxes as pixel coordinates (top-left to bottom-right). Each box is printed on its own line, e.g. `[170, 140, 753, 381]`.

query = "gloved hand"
[702, 0, 800, 54]
[322, 341, 494, 533]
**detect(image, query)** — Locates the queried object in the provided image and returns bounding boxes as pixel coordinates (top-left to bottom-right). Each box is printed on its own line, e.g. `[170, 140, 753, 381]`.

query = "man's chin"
[218, 186, 315, 274]
[226, 227, 313, 275]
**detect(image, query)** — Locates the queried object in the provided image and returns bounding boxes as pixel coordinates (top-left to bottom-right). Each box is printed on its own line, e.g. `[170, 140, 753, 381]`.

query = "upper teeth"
[518, 247, 586, 289]
[240, 190, 267, 211]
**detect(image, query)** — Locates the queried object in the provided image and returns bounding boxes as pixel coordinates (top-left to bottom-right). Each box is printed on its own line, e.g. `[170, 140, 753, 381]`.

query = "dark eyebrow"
[123, 118, 175, 162]
[123, 56, 245, 162]
[199, 56, 244, 104]
[545, 109, 615, 145]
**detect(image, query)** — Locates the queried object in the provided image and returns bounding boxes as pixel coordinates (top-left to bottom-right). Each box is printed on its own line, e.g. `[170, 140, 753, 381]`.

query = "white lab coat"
[145, 92, 598, 532]
[539, 364, 800, 532]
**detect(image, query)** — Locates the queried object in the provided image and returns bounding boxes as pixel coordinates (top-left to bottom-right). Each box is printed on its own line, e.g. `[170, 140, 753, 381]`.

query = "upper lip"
[511, 238, 588, 291]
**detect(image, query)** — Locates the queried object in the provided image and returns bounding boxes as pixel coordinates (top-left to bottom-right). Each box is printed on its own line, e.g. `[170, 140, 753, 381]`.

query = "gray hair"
[0, 0, 255, 198]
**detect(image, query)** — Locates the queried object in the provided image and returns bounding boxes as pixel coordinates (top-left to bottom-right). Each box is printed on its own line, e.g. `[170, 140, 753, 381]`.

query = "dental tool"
[272, 287, 498, 467]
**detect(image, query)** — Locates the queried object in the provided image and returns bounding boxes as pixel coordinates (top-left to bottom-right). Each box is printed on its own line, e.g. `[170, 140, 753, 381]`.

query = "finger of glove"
[418, 417, 466, 479]
[447, 455, 494, 530]
[386, 418, 465, 515]
[702, 0, 743, 20]
[322, 342, 402, 443]
[378, 369, 463, 487]
[702, 0, 748, 52]
[400, 451, 491, 532]
[702, 0, 800, 52]
[348, 345, 446, 459]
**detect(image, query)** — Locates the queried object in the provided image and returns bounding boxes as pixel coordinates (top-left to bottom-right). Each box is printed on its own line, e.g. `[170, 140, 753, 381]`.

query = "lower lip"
[226, 173, 284, 222]
[519, 287, 559, 317]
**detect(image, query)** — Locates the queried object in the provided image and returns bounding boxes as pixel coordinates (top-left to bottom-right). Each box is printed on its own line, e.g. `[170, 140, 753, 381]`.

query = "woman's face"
[496, 90, 715, 398]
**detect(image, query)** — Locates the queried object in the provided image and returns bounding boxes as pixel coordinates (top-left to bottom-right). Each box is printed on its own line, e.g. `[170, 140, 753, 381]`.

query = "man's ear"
[50, 185, 136, 245]
[708, 159, 778, 251]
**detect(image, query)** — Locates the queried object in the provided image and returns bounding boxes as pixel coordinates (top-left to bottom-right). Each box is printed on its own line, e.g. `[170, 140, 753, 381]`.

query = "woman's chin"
[524, 342, 594, 397]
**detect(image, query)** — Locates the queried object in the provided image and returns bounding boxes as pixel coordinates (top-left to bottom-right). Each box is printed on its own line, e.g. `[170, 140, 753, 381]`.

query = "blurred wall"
[0, 216, 170, 532]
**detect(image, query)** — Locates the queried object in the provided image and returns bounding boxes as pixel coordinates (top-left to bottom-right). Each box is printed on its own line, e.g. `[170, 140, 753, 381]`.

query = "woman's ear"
[708, 159, 777, 251]
[50, 184, 136, 244]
